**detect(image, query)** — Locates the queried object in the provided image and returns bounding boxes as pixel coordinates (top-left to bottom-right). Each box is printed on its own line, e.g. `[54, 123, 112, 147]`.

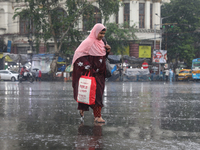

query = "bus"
[192, 58, 200, 80]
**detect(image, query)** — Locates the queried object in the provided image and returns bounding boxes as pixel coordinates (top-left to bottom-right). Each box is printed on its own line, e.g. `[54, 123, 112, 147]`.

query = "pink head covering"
[72, 23, 106, 64]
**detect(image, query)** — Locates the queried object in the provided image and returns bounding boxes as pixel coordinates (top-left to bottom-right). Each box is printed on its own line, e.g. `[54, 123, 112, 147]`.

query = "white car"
[0, 70, 19, 81]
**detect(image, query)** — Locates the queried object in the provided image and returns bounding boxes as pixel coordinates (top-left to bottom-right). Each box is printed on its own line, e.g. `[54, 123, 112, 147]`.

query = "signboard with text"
[139, 46, 151, 58]
[142, 62, 149, 69]
[152, 50, 167, 63]
[7, 40, 11, 53]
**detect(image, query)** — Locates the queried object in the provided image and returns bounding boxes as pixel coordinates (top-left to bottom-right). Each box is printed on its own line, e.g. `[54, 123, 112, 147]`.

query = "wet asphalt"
[0, 81, 200, 150]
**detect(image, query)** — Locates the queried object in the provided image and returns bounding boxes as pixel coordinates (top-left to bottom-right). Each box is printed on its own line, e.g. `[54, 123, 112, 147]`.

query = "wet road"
[0, 81, 200, 150]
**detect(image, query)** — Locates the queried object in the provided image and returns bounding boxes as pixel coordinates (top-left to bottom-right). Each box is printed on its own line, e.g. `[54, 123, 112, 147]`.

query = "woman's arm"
[105, 44, 111, 53]
[75, 56, 91, 71]
[102, 37, 111, 57]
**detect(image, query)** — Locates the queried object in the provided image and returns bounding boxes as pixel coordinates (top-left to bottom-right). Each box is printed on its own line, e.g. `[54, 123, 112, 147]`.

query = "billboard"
[153, 50, 167, 63]
[7, 40, 11, 53]
[139, 46, 151, 58]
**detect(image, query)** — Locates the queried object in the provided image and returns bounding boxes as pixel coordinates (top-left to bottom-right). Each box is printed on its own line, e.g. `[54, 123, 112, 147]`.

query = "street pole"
[165, 28, 168, 50]
[160, 18, 163, 50]
[28, 19, 33, 71]
[154, 24, 156, 50]
[155, 14, 173, 76]
[156, 14, 172, 49]
[156, 14, 170, 76]
[154, 23, 160, 75]
[30, 20, 32, 53]
[30, 19, 32, 70]
[159, 18, 163, 76]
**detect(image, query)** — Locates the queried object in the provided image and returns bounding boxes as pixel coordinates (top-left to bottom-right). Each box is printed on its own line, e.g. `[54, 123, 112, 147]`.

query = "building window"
[116, 12, 118, 24]
[94, 7, 101, 23]
[83, 6, 101, 31]
[17, 47, 29, 54]
[150, 4, 153, 29]
[20, 18, 30, 34]
[139, 3, 145, 28]
[124, 3, 130, 27]
[20, 17, 35, 34]
[52, 8, 68, 36]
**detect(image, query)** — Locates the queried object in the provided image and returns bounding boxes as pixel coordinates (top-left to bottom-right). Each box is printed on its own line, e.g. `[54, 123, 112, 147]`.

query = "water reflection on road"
[0, 81, 200, 150]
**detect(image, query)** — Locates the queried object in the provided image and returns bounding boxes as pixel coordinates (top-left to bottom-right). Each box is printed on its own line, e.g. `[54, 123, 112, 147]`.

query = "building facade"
[0, 0, 168, 59]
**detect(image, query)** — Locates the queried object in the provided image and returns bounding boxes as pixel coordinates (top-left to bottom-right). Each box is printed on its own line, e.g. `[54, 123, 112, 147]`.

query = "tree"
[13, 0, 121, 76]
[105, 22, 137, 79]
[161, 0, 200, 68]
[0, 38, 7, 52]
[105, 22, 137, 56]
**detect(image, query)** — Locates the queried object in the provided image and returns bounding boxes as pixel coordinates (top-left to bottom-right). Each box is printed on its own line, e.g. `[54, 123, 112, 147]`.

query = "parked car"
[178, 69, 192, 81]
[0, 70, 19, 81]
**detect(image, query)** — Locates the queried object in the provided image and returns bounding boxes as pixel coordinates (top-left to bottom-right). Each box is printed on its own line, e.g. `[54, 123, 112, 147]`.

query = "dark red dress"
[72, 55, 106, 111]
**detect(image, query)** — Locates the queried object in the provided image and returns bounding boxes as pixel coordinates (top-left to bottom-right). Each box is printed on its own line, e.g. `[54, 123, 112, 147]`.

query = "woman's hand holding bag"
[77, 71, 96, 105]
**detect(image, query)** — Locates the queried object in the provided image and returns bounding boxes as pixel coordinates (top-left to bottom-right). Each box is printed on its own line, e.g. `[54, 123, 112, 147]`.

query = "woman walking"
[72, 23, 111, 123]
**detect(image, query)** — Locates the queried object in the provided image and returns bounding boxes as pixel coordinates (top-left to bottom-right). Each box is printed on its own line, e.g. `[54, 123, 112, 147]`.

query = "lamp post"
[155, 13, 172, 50]
[155, 14, 172, 75]
[28, 19, 33, 71]
[155, 14, 164, 50]
[153, 23, 161, 75]
[154, 24, 160, 50]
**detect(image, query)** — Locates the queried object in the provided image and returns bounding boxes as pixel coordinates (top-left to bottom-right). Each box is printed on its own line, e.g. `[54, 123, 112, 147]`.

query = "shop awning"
[57, 56, 66, 64]
[0, 53, 13, 62]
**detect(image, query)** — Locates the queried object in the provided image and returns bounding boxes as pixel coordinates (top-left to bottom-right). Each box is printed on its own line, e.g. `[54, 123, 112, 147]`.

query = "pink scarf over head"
[72, 23, 106, 64]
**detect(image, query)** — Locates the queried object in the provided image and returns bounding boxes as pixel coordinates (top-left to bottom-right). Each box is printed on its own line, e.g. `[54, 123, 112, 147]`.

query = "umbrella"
[33, 68, 39, 71]
[65, 65, 73, 72]
[58, 65, 66, 72]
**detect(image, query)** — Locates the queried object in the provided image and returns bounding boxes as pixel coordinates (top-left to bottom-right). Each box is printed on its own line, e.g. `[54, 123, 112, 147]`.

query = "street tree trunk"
[48, 10, 60, 77]
[50, 37, 60, 77]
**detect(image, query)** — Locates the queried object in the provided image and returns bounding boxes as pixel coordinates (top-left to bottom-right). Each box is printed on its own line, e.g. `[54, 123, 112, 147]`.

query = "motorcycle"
[19, 72, 34, 83]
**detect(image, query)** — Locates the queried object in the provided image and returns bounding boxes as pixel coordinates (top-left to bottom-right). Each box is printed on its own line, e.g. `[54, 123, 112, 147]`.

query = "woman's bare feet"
[79, 110, 84, 118]
[94, 117, 105, 123]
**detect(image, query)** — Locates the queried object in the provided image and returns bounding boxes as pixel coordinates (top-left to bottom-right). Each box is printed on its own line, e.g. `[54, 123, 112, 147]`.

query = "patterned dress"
[72, 55, 106, 111]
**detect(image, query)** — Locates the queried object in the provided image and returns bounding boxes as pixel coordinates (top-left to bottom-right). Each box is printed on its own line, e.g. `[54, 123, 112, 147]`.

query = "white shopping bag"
[77, 72, 96, 105]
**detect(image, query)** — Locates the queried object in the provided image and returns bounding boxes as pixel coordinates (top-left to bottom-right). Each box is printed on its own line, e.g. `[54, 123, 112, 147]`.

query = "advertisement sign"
[139, 46, 151, 58]
[164, 63, 168, 69]
[142, 62, 148, 69]
[7, 40, 11, 53]
[153, 50, 167, 63]
[117, 45, 129, 55]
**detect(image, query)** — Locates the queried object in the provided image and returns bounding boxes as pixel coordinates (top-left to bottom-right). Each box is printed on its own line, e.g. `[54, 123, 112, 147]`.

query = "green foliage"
[82, 5, 97, 31]
[105, 22, 137, 55]
[0, 39, 7, 52]
[98, 0, 121, 24]
[35, 38, 40, 54]
[13, 0, 121, 56]
[161, 0, 200, 67]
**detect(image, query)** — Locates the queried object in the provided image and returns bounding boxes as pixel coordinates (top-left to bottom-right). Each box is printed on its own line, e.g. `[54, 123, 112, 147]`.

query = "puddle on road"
[0, 82, 200, 150]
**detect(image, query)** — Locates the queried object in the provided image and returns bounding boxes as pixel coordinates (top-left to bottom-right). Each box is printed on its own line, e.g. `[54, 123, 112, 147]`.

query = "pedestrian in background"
[117, 65, 123, 81]
[165, 69, 169, 82]
[38, 70, 42, 81]
[160, 70, 163, 81]
[163, 70, 165, 81]
[72, 23, 111, 123]
[169, 69, 173, 82]
[175, 68, 179, 81]
[35, 70, 39, 81]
